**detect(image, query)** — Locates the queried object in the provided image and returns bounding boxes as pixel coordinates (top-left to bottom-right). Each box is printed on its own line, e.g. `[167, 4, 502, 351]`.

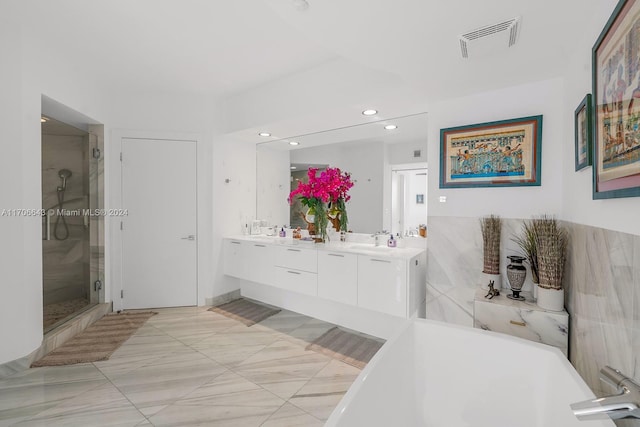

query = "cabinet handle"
[510, 320, 526, 327]
[230, 241, 241, 245]
[328, 253, 344, 257]
[254, 244, 266, 247]
[287, 248, 301, 252]
[371, 258, 391, 263]
[287, 270, 301, 275]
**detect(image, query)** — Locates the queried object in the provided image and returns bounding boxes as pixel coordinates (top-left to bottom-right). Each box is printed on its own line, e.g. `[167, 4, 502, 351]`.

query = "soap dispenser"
[387, 234, 396, 248]
[279, 227, 286, 237]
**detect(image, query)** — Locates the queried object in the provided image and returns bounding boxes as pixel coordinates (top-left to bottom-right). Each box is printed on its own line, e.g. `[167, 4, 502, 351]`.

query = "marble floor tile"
[0, 374, 107, 426]
[285, 318, 336, 345]
[261, 402, 323, 427]
[289, 359, 361, 421]
[234, 339, 331, 400]
[256, 310, 313, 334]
[148, 371, 285, 427]
[107, 348, 228, 409]
[0, 303, 360, 426]
[14, 383, 146, 427]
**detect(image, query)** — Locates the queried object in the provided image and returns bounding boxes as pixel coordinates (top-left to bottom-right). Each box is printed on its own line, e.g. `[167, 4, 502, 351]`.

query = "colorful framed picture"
[592, 0, 640, 199]
[575, 94, 593, 171]
[439, 115, 543, 189]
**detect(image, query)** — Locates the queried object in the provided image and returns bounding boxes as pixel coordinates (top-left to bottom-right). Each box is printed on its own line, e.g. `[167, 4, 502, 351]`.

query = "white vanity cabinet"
[357, 256, 407, 317]
[223, 236, 426, 321]
[274, 245, 317, 296]
[317, 251, 358, 305]
[223, 239, 248, 280]
[247, 242, 276, 285]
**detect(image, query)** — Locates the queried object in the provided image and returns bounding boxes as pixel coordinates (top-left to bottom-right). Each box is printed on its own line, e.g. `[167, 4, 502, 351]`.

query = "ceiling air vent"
[459, 17, 520, 59]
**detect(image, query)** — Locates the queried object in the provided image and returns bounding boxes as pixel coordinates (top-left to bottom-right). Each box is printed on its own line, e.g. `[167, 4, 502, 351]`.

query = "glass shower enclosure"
[41, 117, 104, 332]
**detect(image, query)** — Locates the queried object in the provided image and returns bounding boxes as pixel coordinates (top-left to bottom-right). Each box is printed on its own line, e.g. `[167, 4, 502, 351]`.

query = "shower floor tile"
[43, 298, 90, 330]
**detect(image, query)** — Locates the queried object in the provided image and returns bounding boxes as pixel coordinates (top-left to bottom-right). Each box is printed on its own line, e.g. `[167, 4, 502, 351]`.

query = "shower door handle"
[181, 235, 196, 241]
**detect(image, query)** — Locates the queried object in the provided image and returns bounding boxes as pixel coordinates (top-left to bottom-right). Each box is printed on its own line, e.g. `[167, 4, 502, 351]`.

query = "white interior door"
[121, 138, 197, 309]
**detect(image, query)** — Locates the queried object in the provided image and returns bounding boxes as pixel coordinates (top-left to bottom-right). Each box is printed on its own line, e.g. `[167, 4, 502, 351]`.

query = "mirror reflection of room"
[256, 113, 429, 239]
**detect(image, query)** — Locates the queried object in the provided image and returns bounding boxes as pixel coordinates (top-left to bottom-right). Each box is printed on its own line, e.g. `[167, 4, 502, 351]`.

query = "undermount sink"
[333, 242, 394, 252]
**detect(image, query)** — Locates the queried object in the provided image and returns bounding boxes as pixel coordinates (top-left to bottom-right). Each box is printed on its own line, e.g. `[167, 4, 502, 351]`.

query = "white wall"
[428, 78, 565, 219]
[388, 140, 427, 165]
[561, 3, 640, 237]
[0, 9, 44, 365]
[212, 138, 257, 297]
[0, 5, 111, 364]
[0, 12, 231, 363]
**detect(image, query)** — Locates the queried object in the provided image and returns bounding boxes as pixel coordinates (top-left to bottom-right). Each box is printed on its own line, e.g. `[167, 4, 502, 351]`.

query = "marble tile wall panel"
[563, 222, 640, 401]
[426, 215, 640, 408]
[425, 216, 537, 327]
[424, 285, 473, 327]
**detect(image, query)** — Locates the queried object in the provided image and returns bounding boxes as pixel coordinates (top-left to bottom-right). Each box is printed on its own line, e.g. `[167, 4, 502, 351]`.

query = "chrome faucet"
[571, 366, 640, 421]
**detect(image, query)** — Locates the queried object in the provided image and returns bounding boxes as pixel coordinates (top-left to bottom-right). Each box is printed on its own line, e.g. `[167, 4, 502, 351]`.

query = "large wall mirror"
[256, 112, 428, 235]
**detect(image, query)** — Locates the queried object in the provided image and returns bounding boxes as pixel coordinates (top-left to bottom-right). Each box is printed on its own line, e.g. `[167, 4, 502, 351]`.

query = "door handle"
[181, 235, 196, 240]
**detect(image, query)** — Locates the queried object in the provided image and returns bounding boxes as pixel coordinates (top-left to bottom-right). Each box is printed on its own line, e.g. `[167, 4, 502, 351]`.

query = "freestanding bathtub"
[326, 318, 614, 427]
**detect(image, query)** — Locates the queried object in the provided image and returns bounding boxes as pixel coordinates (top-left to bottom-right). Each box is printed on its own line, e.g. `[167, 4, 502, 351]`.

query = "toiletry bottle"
[387, 234, 396, 248]
[279, 227, 285, 237]
[243, 223, 249, 235]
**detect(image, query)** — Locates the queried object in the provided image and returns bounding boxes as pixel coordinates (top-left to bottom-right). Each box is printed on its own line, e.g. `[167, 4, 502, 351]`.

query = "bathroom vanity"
[223, 235, 426, 338]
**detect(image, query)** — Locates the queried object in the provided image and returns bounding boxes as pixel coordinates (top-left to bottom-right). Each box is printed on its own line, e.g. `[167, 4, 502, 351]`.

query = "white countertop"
[225, 235, 426, 260]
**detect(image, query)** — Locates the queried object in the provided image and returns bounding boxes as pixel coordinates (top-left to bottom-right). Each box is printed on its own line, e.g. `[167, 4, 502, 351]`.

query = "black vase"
[506, 255, 527, 301]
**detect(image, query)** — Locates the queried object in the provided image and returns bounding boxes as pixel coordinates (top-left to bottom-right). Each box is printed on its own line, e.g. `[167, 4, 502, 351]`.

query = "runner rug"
[31, 311, 156, 367]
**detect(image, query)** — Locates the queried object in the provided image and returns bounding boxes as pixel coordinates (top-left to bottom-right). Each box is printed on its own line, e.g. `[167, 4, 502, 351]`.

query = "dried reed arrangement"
[480, 214, 501, 275]
[533, 215, 568, 290]
[512, 220, 539, 284]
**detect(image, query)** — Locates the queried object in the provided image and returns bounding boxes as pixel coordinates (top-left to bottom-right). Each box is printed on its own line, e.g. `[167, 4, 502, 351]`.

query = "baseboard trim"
[206, 289, 241, 306]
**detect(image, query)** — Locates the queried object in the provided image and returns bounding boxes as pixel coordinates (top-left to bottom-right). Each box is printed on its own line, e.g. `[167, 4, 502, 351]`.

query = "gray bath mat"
[32, 311, 156, 367]
[306, 327, 384, 369]
[208, 298, 280, 326]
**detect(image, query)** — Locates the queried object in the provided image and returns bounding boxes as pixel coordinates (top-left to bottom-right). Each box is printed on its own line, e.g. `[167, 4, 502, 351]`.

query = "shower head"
[58, 169, 72, 191]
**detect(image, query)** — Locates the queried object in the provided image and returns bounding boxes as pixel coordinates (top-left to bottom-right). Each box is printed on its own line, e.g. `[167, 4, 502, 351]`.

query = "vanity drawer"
[474, 300, 568, 355]
[274, 267, 317, 296]
[275, 245, 317, 273]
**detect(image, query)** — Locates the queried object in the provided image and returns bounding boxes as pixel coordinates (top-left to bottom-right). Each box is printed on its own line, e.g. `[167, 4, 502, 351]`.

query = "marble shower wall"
[426, 215, 640, 402]
[41, 133, 89, 305]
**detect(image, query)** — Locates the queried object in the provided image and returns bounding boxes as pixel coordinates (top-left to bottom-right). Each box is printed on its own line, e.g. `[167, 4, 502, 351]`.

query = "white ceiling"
[16, 0, 617, 136]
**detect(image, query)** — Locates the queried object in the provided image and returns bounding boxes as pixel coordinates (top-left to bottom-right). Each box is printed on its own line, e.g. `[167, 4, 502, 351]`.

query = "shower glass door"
[41, 118, 104, 332]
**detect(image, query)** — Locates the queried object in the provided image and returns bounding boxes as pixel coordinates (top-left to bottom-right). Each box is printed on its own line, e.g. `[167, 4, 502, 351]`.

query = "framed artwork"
[416, 194, 424, 204]
[439, 115, 543, 189]
[574, 94, 593, 171]
[592, 0, 640, 198]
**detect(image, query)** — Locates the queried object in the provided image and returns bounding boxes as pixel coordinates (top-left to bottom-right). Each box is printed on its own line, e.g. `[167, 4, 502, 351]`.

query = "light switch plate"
[439, 196, 447, 203]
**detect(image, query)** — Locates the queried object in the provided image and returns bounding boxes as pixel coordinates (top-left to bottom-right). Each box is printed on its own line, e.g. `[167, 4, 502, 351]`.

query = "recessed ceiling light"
[384, 124, 397, 130]
[289, 141, 299, 146]
[362, 109, 378, 116]
[258, 132, 271, 137]
[290, 166, 297, 170]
